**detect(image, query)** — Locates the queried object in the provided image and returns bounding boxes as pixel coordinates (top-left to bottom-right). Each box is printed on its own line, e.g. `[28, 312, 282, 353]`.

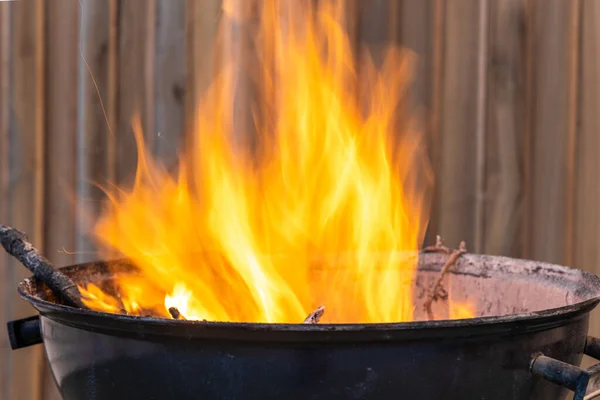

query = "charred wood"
[0, 224, 88, 309]
[168, 307, 187, 320]
[303, 305, 325, 324]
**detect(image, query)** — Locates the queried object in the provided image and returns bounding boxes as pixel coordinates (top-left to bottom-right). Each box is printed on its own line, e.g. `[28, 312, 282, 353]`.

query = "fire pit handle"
[531, 336, 600, 400]
[6, 315, 42, 350]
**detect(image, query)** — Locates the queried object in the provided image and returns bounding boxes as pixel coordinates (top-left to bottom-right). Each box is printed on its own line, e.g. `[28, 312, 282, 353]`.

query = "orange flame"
[449, 302, 476, 320]
[80, 1, 445, 323]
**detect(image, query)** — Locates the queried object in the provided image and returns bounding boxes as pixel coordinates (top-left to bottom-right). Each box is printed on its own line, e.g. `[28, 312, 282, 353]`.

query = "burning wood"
[0, 225, 88, 309]
[422, 236, 468, 321]
[168, 307, 186, 320]
[303, 305, 325, 324]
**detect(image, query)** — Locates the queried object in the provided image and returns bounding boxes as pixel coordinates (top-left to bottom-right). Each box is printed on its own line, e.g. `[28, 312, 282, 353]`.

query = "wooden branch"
[303, 305, 325, 324]
[0, 225, 88, 309]
[168, 306, 186, 320]
[423, 239, 468, 321]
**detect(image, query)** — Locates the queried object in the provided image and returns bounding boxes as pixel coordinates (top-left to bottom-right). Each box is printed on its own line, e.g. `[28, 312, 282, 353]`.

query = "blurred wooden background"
[0, 0, 597, 398]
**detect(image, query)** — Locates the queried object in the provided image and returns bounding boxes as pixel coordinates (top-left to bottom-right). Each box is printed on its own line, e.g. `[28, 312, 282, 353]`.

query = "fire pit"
[4, 2, 600, 399]
[6, 251, 600, 400]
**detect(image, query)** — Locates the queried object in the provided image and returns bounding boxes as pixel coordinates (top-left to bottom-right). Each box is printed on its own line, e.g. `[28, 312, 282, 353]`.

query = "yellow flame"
[449, 302, 476, 320]
[79, 283, 142, 315]
[78, 1, 466, 323]
[165, 283, 206, 321]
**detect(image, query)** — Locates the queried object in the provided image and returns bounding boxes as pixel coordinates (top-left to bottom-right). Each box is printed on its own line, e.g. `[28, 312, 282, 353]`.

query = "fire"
[78, 1, 466, 323]
[449, 302, 476, 320]
[164, 283, 205, 321]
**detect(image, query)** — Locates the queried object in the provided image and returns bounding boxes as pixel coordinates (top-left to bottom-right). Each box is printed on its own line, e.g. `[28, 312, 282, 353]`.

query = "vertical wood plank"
[527, 0, 579, 264]
[184, 0, 222, 151]
[154, 0, 186, 168]
[576, 0, 600, 339]
[520, 0, 536, 260]
[44, 0, 79, 274]
[563, 0, 581, 268]
[425, 0, 446, 244]
[43, 1, 80, 397]
[473, 0, 490, 253]
[117, 0, 156, 183]
[437, 0, 481, 247]
[8, 0, 46, 399]
[76, 0, 119, 263]
[484, 0, 526, 256]
[0, 2, 11, 399]
[398, 0, 431, 114]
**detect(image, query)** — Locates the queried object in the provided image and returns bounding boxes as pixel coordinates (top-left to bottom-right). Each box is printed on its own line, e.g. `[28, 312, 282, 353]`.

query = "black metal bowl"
[8, 253, 600, 400]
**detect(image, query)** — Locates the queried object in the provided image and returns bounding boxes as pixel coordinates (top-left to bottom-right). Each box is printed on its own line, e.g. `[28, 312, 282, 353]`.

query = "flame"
[79, 1, 470, 323]
[79, 282, 142, 315]
[165, 283, 206, 321]
[449, 302, 476, 320]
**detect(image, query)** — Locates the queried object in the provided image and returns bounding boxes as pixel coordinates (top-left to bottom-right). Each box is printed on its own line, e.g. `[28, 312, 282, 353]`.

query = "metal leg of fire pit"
[531, 336, 600, 400]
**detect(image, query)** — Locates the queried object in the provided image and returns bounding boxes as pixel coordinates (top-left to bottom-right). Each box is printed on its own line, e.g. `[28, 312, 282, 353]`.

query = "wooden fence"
[0, 0, 598, 398]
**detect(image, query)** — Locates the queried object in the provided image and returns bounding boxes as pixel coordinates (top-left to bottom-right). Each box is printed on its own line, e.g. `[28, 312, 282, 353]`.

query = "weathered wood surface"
[76, 0, 119, 264]
[4, 1, 46, 399]
[577, 0, 600, 354]
[484, 0, 525, 257]
[117, 0, 157, 184]
[0, 0, 598, 397]
[0, 2, 11, 398]
[0, 4, 12, 398]
[437, 0, 482, 249]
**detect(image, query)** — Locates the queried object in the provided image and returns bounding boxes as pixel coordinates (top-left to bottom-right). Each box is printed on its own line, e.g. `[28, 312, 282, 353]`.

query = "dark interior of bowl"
[18, 252, 600, 322]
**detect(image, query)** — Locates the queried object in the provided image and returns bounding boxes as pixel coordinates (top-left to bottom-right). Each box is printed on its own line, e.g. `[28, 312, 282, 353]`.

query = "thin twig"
[423, 239, 468, 321]
[0, 225, 88, 309]
[303, 305, 325, 324]
[422, 235, 451, 254]
[168, 307, 187, 320]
